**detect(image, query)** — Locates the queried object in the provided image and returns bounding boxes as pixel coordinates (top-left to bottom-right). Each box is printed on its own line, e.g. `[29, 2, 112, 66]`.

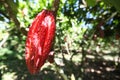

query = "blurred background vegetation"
[0, 0, 120, 80]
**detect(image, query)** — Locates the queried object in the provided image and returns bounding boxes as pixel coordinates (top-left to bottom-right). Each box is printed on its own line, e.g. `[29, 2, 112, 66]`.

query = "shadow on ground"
[1, 52, 120, 80]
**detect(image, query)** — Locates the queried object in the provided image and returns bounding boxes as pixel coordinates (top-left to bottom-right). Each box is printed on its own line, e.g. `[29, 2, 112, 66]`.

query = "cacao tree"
[0, 0, 120, 80]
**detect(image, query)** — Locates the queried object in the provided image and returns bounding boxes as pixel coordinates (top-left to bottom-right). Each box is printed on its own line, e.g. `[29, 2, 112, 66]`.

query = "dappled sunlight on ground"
[1, 49, 120, 80]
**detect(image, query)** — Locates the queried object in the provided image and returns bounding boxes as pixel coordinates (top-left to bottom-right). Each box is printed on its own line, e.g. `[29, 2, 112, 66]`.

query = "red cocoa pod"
[48, 51, 54, 63]
[99, 29, 104, 38]
[115, 33, 120, 40]
[25, 10, 56, 74]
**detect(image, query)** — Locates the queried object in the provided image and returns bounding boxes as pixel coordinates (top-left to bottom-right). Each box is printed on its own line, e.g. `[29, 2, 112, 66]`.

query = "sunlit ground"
[1, 46, 120, 80]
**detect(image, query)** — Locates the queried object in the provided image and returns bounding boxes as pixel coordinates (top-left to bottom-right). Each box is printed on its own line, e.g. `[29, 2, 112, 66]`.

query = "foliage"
[0, 0, 120, 80]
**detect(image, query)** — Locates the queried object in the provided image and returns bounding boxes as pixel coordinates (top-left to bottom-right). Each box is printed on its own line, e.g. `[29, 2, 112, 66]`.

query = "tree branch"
[2, 1, 20, 30]
[52, 0, 60, 17]
[0, 10, 10, 19]
[1, 0, 27, 36]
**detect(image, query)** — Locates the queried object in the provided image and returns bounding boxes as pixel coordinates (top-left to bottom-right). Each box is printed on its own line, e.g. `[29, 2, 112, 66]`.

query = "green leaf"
[102, 0, 120, 12]
[86, 0, 96, 6]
